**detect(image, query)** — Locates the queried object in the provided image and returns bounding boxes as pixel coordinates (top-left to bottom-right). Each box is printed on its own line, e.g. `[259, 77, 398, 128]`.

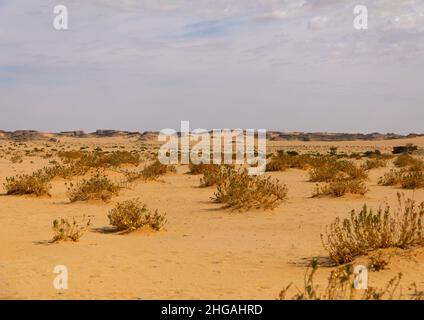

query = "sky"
[0, 0, 423, 133]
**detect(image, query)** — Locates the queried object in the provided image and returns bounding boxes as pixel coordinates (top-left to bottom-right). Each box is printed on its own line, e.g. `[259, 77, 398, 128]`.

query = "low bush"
[141, 160, 176, 181]
[394, 154, 423, 168]
[52, 216, 91, 242]
[3, 171, 51, 196]
[313, 178, 367, 197]
[378, 167, 424, 189]
[400, 170, 424, 189]
[309, 159, 368, 183]
[200, 164, 228, 187]
[361, 159, 387, 171]
[66, 173, 120, 202]
[108, 198, 167, 232]
[321, 194, 424, 265]
[278, 259, 404, 300]
[378, 169, 404, 186]
[212, 167, 288, 211]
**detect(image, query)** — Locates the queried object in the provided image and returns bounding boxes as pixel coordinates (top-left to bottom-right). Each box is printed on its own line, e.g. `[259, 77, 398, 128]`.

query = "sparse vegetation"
[278, 259, 404, 300]
[321, 194, 424, 265]
[141, 160, 176, 181]
[309, 159, 367, 182]
[3, 171, 51, 196]
[394, 154, 423, 168]
[368, 252, 390, 272]
[66, 173, 120, 202]
[313, 178, 367, 197]
[10, 154, 23, 163]
[199, 164, 227, 187]
[378, 166, 424, 189]
[361, 158, 387, 171]
[108, 198, 167, 232]
[52, 216, 91, 242]
[212, 167, 288, 211]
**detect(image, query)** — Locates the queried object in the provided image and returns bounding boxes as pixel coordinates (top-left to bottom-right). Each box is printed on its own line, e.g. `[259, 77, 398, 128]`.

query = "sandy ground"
[1, 136, 424, 299]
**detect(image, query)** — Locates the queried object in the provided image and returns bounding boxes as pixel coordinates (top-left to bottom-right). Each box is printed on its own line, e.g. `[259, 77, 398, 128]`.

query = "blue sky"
[0, 0, 423, 133]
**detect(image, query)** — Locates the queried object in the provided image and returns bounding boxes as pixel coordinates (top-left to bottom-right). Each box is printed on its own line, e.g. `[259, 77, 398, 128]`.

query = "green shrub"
[108, 198, 167, 232]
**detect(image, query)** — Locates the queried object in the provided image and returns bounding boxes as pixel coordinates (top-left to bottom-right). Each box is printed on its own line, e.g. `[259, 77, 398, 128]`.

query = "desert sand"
[1, 136, 424, 300]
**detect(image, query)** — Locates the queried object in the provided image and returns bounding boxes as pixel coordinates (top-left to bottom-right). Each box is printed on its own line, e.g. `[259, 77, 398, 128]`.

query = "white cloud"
[308, 16, 329, 30]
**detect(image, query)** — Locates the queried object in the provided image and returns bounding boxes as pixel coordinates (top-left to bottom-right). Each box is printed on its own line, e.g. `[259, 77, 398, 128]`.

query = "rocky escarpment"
[0, 129, 422, 142]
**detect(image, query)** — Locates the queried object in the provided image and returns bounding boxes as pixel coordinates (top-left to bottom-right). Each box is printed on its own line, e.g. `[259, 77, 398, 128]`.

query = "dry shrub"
[66, 173, 120, 202]
[400, 170, 424, 189]
[313, 178, 367, 197]
[309, 159, 367, 182]
[10, 154, 23, 164]
[42, 163, 89, 179]
[52, 216, 91, 242]
[3, 171, 51, 196]
[321, 194, 424, 265]
[266, 153, 316, 172]
[279, 259, 404, 300]
[64, 150, 141, 169]
[212, 167, 288, 211]
[199, 164, 226, 187]
[378, 167, 424, 189]
[101, 150, 141, 167]
[122, 170, 144, 183]
[361, 158, 387, 171]
[394, 154, 423, 168]
[108, 198, 167, 232]
[141, 160, 176, 181]
[188, 162, 214, 175]
[58, 150, 84, 161]
[368, 252, 389, 272]
[378, 169, 404, 186]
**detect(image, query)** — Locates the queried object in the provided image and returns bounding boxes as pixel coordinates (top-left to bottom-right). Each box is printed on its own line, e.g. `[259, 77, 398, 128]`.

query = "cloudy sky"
[0, 0, 423, 133]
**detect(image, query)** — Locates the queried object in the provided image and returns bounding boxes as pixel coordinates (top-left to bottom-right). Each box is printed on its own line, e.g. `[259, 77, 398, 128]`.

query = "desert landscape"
[1, 131, 424, 300]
